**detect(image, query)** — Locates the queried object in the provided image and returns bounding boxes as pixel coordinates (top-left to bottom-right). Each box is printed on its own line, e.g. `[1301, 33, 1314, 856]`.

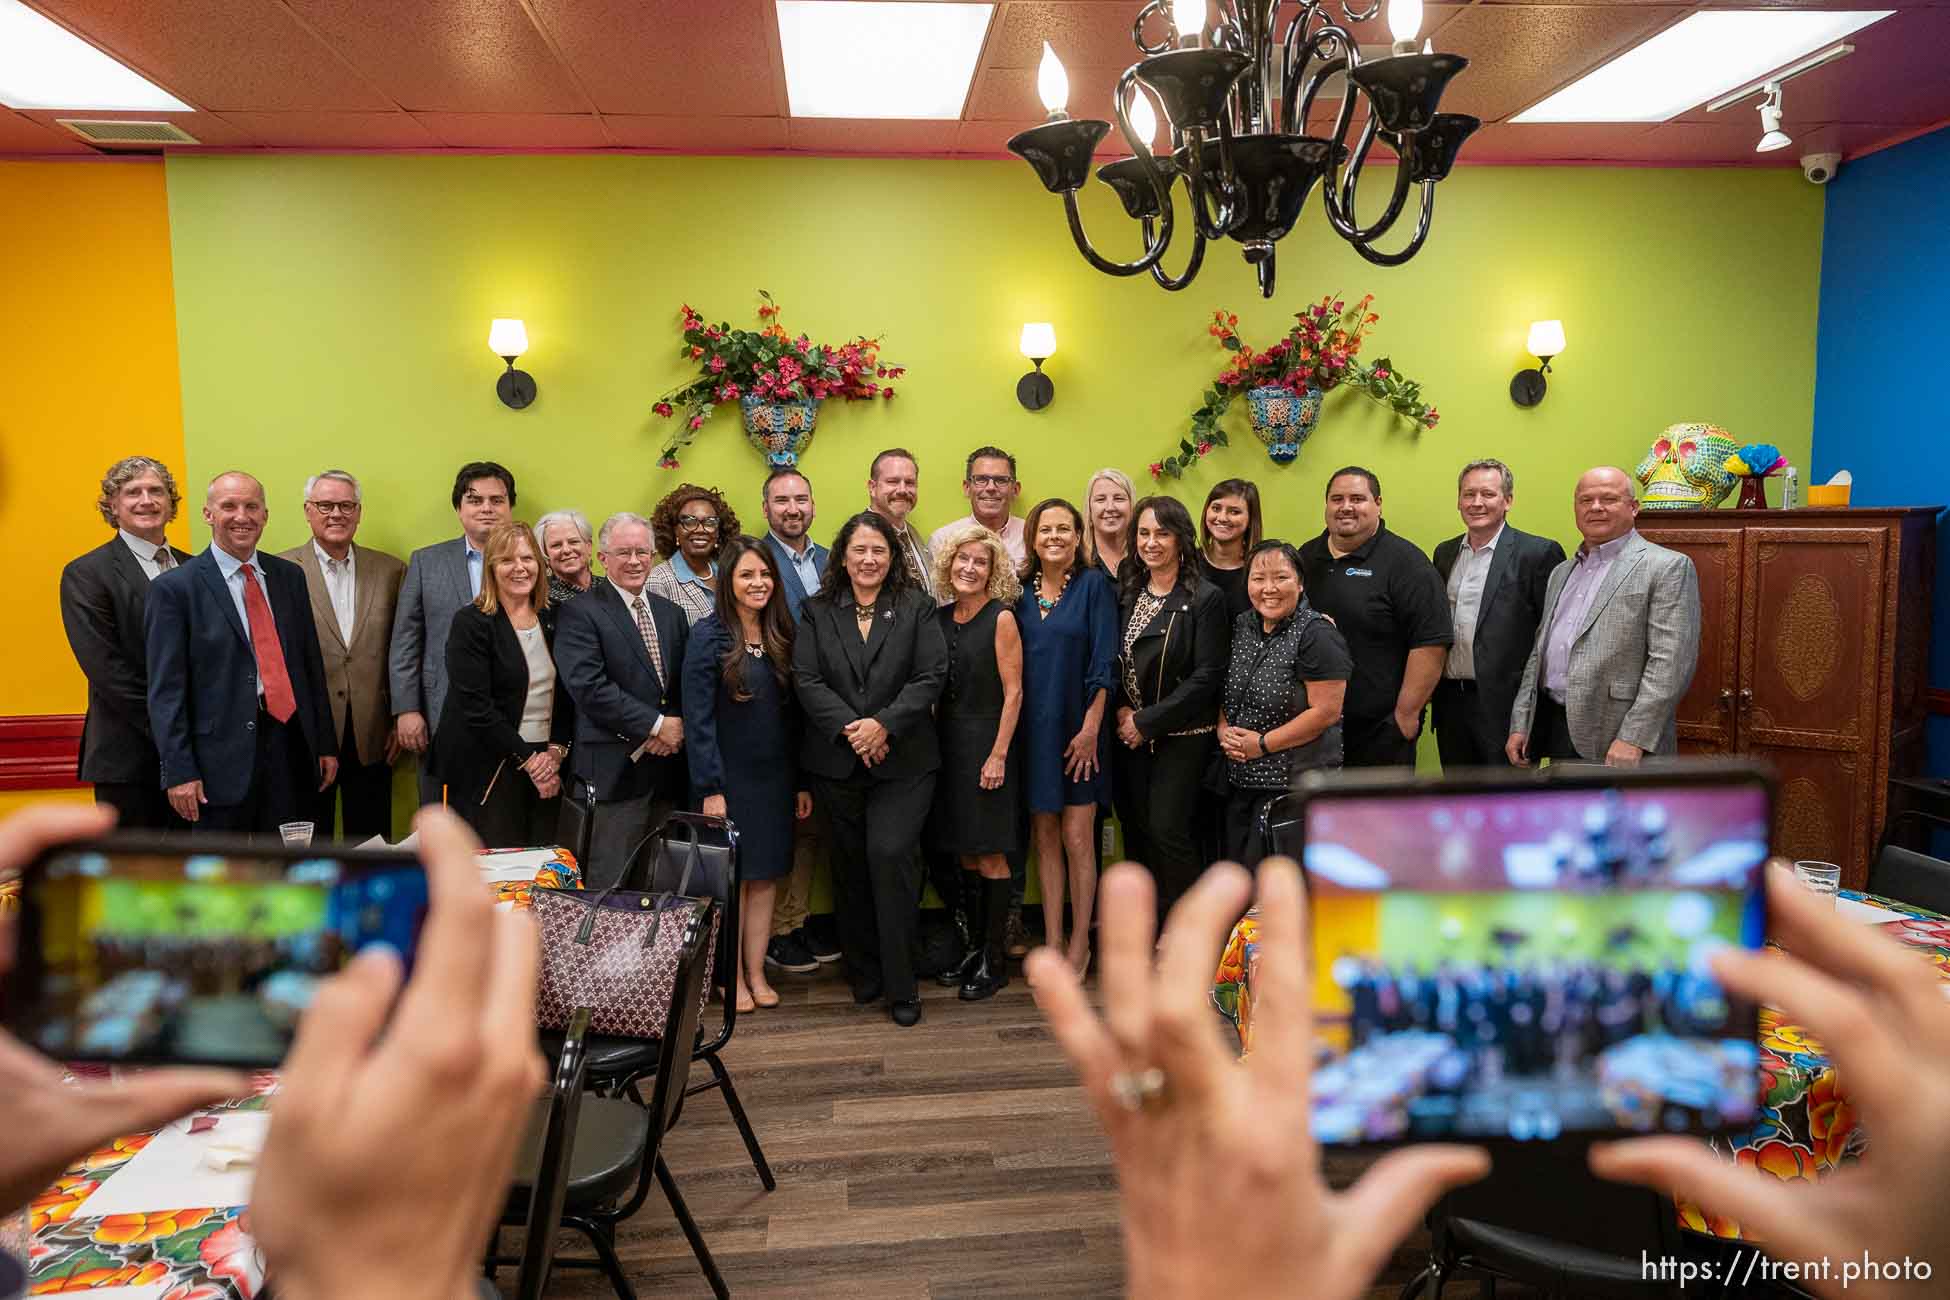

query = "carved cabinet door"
[1737, 527, 1888, 882]
[1640, 528, 1743, 755]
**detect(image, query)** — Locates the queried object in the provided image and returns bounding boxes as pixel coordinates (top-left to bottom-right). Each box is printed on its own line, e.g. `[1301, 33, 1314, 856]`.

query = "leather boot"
[938, 873, 985, 987]
[960, 877, 1012, 1001]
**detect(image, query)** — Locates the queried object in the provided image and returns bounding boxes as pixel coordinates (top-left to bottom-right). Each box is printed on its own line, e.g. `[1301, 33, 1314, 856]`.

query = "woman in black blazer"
[1112, 496, 1231, 918]
[435, 522, 571, 848]
[793, 511, 947, 1027]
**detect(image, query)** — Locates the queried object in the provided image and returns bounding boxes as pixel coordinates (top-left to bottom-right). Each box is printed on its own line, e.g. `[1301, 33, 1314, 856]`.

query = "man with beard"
[761, 468, 826, 622]
[866, 448, 934, 599]
[930, 446, 1026, 571]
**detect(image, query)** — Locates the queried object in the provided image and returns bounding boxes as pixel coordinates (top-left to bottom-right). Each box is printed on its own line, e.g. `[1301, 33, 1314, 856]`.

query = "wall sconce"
[1017, 322, 1056, 411]
[489, 318, 537, 409]
[1510, 319, 1564, 407]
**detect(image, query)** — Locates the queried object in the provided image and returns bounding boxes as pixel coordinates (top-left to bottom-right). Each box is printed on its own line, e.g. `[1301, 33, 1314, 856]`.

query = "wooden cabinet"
[1637, 507, 1939, 890]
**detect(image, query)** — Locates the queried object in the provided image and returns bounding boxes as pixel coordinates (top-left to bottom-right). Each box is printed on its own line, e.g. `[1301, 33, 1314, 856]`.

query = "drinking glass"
[279, 821, 315, 848]
[1792, 860, 1841, 900]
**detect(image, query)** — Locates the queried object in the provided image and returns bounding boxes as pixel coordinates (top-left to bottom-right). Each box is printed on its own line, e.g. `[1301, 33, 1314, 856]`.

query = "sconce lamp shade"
[489, 318, 529, 359]
[1019, 322, 1057, 360]
[1526, 319, 1565, 360]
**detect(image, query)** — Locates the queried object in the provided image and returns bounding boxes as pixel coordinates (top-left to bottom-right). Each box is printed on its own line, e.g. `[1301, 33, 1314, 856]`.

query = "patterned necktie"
[154, 547, 175, 573]
[632, 595, 666, 684]
[240, 563, 298, 723]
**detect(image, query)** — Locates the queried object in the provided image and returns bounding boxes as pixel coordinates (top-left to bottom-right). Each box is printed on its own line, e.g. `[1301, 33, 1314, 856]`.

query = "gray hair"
[536, 509, 593, 548]
[597, 510, 654, 550]
[96, 456, 181, 528]
[303, 469, 362, 503]
[1458, 458, 1514, 498]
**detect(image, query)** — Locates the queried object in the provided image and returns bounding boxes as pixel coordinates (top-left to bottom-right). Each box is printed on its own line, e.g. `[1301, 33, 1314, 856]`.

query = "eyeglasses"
[677, 515, 720, 531]
[607, 548, 655, 561]
[306, 500, 359, 516]
[969, 475, 1015, 488]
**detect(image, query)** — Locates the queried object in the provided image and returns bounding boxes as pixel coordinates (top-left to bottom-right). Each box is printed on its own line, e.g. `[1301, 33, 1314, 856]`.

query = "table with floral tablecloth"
[1211, 890, 1950, 1241]
[9, 846, 579, 1298]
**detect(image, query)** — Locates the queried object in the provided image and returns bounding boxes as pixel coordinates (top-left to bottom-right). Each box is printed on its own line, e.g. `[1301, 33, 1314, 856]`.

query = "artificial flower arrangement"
[1150, 293, 1439, 479]
[1723, 443, 1787, 478]
[651, 291, 903, 469]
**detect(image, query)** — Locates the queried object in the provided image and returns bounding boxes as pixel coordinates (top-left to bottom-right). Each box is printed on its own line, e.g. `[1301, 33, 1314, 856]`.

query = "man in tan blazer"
[282, 469, 406, 839]
[1508, 466, 1700, 767]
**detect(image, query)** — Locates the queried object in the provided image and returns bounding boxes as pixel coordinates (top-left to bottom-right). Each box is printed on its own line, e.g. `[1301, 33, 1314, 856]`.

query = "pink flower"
[659, 456, 680, 468]
[1149, 462, 1164, 477]
[652, 401, 673, 418]
[1197, 441, 1213, 454]
[1373, 367, 1389, 379]
[688, 414, 705, 430]
[882, 388, 896, 399]
[690, 345, 705, 359]
[708, 355, 726, 373]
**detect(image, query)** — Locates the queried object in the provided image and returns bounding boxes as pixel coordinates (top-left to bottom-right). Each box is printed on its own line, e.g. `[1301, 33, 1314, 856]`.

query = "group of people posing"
[62, 445, 1700, 1027]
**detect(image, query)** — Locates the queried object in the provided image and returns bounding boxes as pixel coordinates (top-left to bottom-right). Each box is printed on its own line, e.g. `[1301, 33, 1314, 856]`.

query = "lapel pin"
[883, 610, 894, 620]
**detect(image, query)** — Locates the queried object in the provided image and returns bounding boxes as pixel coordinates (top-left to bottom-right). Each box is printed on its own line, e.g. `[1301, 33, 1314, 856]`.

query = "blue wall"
[1810, 124, 1950, 774]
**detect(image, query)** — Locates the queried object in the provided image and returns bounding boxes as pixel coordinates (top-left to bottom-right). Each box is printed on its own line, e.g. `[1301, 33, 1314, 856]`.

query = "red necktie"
[240, 563, 297, 723]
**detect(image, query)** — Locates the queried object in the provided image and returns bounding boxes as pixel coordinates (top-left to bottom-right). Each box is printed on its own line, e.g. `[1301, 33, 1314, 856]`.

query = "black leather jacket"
[1118, 576, 1231, 740]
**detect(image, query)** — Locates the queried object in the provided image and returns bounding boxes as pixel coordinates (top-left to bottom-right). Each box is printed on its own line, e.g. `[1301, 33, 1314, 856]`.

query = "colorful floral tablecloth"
[11, 846, 579, 1297]
[1211, 891, 1950, 1242]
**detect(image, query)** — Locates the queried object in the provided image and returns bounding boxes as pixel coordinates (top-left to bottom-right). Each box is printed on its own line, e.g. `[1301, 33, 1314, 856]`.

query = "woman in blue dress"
[1016, 497, 1118, 976]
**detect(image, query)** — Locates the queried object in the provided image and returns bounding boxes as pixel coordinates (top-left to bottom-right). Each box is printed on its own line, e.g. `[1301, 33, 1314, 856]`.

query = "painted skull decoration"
[1635, 423, 1739, 510]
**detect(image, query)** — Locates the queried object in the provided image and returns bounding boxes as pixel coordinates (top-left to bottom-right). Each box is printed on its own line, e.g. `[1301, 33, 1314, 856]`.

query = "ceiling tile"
[988, 3, 1162, 69]
[528, 0, 780, 117]
[605, 115, 789, 151]
[277, 0, 585, 113]
[1432, 4, 1690, 122]
[1674, 8, 1950, 128]
[1607, 117, 1831, 165]
[787, 117, 961, 155]
[967, 63, 1128, 121]
[28, 0, 393, 111]
[215, 111, 441, 149]
[17, 108, 262, 147]
[0, 109, 96, 153]
[1459, 121, 1661, 163]
[410, 111, 610, 148]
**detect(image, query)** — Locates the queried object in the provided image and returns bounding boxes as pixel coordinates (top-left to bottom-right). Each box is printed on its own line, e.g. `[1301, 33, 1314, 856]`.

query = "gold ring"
[1110, 1067, 1169, 1112]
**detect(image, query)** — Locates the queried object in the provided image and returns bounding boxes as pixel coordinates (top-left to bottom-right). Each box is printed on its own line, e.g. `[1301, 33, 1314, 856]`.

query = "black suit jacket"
[1118, 576, 1231, 739]
[60, 537, 191, 784]
[554, 581, 689, 802]
[1431, 524, 1567, 737]
[793, 587, 946, 782]
[433, 604, 572, 802]
[144, 548, 336, 805]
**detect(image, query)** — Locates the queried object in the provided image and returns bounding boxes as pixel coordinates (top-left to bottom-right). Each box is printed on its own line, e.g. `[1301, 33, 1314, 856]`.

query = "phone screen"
[1301, 776, 1768, 1145]
[4, 841, 427, 1067]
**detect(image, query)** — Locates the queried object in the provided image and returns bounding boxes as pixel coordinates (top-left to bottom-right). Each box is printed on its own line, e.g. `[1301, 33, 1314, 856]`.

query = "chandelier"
[1007, 0, 1479, 297]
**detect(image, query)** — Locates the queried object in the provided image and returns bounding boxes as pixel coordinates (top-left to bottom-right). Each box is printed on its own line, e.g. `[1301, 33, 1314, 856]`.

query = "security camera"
[1801, 152, 1841, 184]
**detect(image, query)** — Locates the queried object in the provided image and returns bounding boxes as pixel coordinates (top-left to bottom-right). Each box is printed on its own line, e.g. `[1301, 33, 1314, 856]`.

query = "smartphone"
[1284, 762, 1770, 1147]
[2, 835, 428, 1068]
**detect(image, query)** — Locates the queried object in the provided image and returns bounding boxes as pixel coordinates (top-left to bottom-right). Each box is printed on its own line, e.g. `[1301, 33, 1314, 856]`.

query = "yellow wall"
[2, 161, 187, 719]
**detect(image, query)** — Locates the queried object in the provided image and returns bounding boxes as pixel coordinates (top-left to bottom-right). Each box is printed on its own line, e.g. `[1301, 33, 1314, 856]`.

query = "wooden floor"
[504, 960, 1464, 1299]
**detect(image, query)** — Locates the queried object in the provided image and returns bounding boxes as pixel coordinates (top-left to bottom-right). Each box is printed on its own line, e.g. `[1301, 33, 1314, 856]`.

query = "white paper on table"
[1836, 896, 1910, 926]
[72, 1112, 270, 1217]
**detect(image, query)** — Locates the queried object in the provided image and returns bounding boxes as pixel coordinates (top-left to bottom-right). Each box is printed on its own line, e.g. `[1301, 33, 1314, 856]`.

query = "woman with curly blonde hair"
[645, 483, 742, 624]
[927, 522, 1024, 1000]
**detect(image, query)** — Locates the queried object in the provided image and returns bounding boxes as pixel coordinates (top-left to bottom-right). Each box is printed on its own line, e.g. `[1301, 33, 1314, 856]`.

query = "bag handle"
[566, 818, 707, 948]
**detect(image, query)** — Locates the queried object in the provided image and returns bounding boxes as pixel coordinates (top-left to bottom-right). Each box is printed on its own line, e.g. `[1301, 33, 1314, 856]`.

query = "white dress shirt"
[314, 541, 357, 642]
[120, 529, 174, 581]
[465, 541, 484, 599]
[211, 545, 266, 699]
[1443, 524, 1503, 681]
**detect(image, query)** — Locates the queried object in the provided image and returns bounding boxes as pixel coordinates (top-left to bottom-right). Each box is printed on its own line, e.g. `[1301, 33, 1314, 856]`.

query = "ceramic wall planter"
[1245, 384, 1323, 464]
[739, 395, 821, 467]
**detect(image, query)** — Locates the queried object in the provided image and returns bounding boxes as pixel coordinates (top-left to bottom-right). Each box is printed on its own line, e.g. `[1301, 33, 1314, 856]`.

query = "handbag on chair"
[531, 824, 723, 1038]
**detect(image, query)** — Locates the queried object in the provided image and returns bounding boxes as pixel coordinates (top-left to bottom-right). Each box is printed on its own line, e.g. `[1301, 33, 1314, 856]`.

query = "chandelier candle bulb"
[1388, 0, 1424, 53]
[1037, 41, 1069, 117]
[1172, 0, 1206, 48]
[1128, 89, 1158, 148]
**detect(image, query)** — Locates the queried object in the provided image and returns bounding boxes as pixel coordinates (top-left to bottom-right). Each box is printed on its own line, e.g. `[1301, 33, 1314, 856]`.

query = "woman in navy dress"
[683, 535, 810, 1013]
[1016, 497, 1118, 975]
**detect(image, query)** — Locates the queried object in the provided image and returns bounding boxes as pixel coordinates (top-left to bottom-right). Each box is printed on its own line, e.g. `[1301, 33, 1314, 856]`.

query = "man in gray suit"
[388, 461, 515, 806]
[1508, 466, 1700, 767]
[282, 469, 405, 840]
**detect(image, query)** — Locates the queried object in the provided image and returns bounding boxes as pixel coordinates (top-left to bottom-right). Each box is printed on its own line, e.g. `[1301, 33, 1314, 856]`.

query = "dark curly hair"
[818, 511, 914, 601]
[650, 483, 740, 561]
[1121, 495, 1203, 605]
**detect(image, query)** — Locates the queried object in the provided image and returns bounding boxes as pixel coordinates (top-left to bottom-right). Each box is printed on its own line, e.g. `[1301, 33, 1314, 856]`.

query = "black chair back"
[1871, 810, 1950, 915]
[518, 1005, 591, 1300]
[646, 900, 715, 1146]
[638, 811, 742, 1054]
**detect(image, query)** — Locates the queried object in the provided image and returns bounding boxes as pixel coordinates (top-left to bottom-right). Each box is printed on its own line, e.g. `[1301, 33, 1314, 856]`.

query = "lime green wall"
[1373, 892, 1743, 969]
[164, 153, 1822, 574]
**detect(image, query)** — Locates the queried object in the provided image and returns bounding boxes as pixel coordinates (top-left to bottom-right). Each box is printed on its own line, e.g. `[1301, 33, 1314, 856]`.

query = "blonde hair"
[930, 522, 1023, 605]
[475, 521, 550, 616]
[1081, 467, 1136, 563]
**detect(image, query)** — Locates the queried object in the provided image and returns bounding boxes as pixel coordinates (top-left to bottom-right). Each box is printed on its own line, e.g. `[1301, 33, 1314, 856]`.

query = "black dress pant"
[815, 768, 935, 1003]
[459, 762, 560, 850]
[1224, 787, 1284, 866]
[197, 711, 311, 836]
[1432, 678, 1511, 771]
[1531, 692, 1584, 762]
[313, 709, 393, 841]
[1342, 712, 1420, 768]
[1113, 732, 1216, 918]
[94, 780, 188, 833]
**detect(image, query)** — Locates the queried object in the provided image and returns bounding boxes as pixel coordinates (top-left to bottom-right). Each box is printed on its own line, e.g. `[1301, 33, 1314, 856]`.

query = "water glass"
[1792, 860, 1841, 900]
[278, 821, 315, 848]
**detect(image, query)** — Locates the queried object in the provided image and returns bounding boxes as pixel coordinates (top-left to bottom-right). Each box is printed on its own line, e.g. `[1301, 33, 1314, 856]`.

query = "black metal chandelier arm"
[1348, 181, 1436, 266]
[1284, 34, 1355, 134]
[1332, 113, 1414, 243]
[1180, 125, 1241, 241]
[1317, 72, 1367, 239]
[1141, 215, 1208, 290]
[1114, 65, 1176, 216]
[1061, 189, 1173, 276]
[1133, 0, 1176, 55]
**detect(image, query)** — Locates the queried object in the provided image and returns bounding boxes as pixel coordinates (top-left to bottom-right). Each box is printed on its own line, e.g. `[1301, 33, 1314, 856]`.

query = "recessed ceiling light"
[1511, 9, 1891, 124]
[0, 0, 189, 111]
[777, 1, 994, 120]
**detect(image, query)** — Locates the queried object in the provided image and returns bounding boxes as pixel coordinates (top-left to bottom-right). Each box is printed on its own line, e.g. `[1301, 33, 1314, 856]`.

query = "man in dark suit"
[281, 469, 405, 840]
[761, 467, 827, 622]
[146, 472, 337, 834]
[60, 456, 194, 829]
[553, 511, 688, 891]
[1430, 459, 1567, 769]
[389, 461, 515, 807]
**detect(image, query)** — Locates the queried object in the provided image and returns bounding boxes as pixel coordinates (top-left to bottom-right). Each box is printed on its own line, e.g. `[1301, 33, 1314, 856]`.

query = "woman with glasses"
[646, 483, 741, 625]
